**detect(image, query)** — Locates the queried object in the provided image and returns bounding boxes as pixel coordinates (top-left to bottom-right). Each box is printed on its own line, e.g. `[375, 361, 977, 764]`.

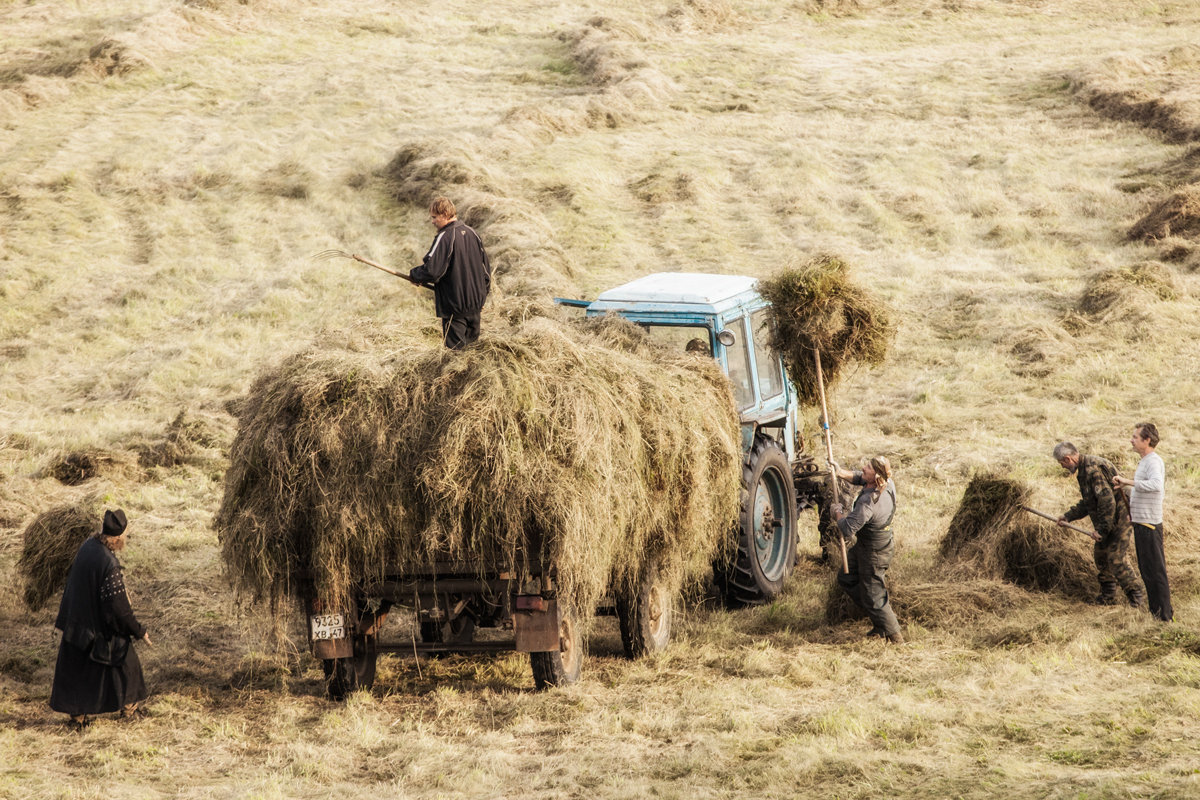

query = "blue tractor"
[561, 272, 825, 607]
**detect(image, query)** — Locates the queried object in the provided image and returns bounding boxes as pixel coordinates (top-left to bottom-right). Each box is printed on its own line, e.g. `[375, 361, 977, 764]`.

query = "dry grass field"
[4, 0, 1200, 797]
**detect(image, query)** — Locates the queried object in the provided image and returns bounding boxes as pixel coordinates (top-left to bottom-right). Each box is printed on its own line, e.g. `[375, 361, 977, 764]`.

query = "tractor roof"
[590, 272, 759, 315]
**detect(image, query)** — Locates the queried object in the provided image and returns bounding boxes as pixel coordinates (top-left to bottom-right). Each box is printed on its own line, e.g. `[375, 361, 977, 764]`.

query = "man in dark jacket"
[408, 196, 491, 349]
[1054, 442, 1145, 607]
[51, 509, 151, 729]
[832, 456, 904, 643]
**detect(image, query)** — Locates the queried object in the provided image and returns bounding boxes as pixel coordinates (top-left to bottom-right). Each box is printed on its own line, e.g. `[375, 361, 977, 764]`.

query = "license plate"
[310, 613, 347, 640]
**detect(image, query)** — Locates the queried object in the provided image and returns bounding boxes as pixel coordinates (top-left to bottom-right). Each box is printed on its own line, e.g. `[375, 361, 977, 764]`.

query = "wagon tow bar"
[813, 348, 850, 574]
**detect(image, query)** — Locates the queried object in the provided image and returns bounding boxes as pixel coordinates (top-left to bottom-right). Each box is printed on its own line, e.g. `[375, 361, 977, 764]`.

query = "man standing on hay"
[50, 509, 152, 730]
[408, 195, 491, 349]
[831, 456, 904, 643]
[1113, 423, 1173, 622]
[1053, 442, 1145, 608]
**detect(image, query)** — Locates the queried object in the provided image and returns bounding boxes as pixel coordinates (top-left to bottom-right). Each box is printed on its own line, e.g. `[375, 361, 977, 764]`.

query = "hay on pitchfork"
[215, 312, 742, 622]
[939, 474, 1095, 600]
[758, 254, 895, 405]
[17, 503, 100, 611]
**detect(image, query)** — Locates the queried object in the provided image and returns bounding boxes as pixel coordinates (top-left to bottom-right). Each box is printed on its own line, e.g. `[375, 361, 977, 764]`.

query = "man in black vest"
[408, 196, 492, 349]
[832, 456, 904, 643]
[51, 509, 151, 730]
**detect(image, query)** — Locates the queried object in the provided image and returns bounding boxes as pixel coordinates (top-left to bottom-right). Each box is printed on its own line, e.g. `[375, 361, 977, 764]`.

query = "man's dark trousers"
[1133, 522, 1174, 621]
[442, 313, 481, 350]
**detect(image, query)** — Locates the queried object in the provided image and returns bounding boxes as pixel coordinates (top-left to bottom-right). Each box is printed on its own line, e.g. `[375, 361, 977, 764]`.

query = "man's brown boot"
[886, 632, 905, 644]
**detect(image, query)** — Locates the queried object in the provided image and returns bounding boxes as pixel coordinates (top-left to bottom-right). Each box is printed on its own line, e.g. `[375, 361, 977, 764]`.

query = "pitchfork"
[314, 249, 417, 282]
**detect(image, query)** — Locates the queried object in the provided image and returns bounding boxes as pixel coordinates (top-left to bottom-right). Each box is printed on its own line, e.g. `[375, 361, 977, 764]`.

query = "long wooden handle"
[813, 348, 849, 574]
[1019, 505, 1095, 537]
[350, 253, 410, 280]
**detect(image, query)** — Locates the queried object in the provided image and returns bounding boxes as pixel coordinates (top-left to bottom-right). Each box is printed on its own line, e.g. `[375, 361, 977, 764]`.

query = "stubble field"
[3, 0, 1200, 797]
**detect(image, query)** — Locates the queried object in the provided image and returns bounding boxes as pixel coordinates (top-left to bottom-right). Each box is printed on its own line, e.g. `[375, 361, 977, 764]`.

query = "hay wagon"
[295, 272, 827, 699]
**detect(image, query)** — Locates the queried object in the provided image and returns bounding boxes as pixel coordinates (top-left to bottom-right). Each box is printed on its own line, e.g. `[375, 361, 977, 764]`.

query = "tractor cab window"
[723, 317, 755, 410]
[751, 308, 784, 402]
[640, 324, 712, 356]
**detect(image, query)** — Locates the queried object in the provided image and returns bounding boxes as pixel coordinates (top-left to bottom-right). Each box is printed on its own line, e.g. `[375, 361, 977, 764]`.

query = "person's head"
[429, 196, 456, 228]
[1053, 441, 1080, 473]
[1131, 422, 1159, 454]
[862, 455, 892, 488]
[685, 337, 710, 356]
[98, 508, 128, 552]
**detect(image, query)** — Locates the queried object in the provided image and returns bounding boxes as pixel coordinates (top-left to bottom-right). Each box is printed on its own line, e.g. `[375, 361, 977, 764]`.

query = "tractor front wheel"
[718, 435, 797, 607]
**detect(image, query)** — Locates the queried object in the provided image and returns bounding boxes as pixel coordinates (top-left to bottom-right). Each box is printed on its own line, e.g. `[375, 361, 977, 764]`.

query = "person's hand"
[831, 502, 845, 519]
[828, 460, 841, 474]
[1089, 531, 1101, 543]
[1113, 475, 1131, 488]
[1056, 517, 1069, 528]
[405, 271, 418, 284]
[142, 632, 153, 646]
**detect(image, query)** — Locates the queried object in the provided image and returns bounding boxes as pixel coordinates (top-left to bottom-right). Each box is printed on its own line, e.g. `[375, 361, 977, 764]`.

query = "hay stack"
[18, 504, 99, 611]
[216, 314, 741, 620]
[938, 474, 1095, 600]
[758, 255, 895, 405]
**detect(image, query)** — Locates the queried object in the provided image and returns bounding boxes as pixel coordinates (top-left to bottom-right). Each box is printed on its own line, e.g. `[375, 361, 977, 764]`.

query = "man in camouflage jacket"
[1053, 442, 1145, 607]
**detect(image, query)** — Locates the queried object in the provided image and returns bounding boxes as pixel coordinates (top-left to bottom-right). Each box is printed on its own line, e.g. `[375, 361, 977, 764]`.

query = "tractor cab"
[559, 272, 817, 607]
[560, 272, 801, 462]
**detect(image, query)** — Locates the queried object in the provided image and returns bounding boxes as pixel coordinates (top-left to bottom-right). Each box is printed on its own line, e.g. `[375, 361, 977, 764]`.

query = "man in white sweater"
[1113, 422, 1174, 622]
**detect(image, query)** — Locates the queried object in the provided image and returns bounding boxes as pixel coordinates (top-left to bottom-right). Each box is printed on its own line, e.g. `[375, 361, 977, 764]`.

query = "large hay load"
[938, 474, 1095, 600]
[216, 312, 740, 695]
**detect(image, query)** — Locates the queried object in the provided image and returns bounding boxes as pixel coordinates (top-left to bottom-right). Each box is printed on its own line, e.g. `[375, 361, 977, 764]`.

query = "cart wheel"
[616, 558, 672, 658]
[323, 634, 377, 700]
[322, 657, 357, 701]
[530, 604, 583, 689]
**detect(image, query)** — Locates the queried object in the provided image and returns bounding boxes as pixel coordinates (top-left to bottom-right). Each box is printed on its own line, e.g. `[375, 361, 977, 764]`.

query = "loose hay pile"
[18, 504, 98, 611]
[216, 314, 741, 621]
[1129, 186, 1200, 242]
[1076, 261, 1181, 326]
[938, 474, 1095, 600]
[758, 255, 895, 405]
[823, 576, 1031, 629]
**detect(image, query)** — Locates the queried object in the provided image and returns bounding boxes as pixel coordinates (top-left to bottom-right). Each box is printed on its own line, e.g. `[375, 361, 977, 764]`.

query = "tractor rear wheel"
[718, 436, 797, 607]
[530, 603, 583, 689]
